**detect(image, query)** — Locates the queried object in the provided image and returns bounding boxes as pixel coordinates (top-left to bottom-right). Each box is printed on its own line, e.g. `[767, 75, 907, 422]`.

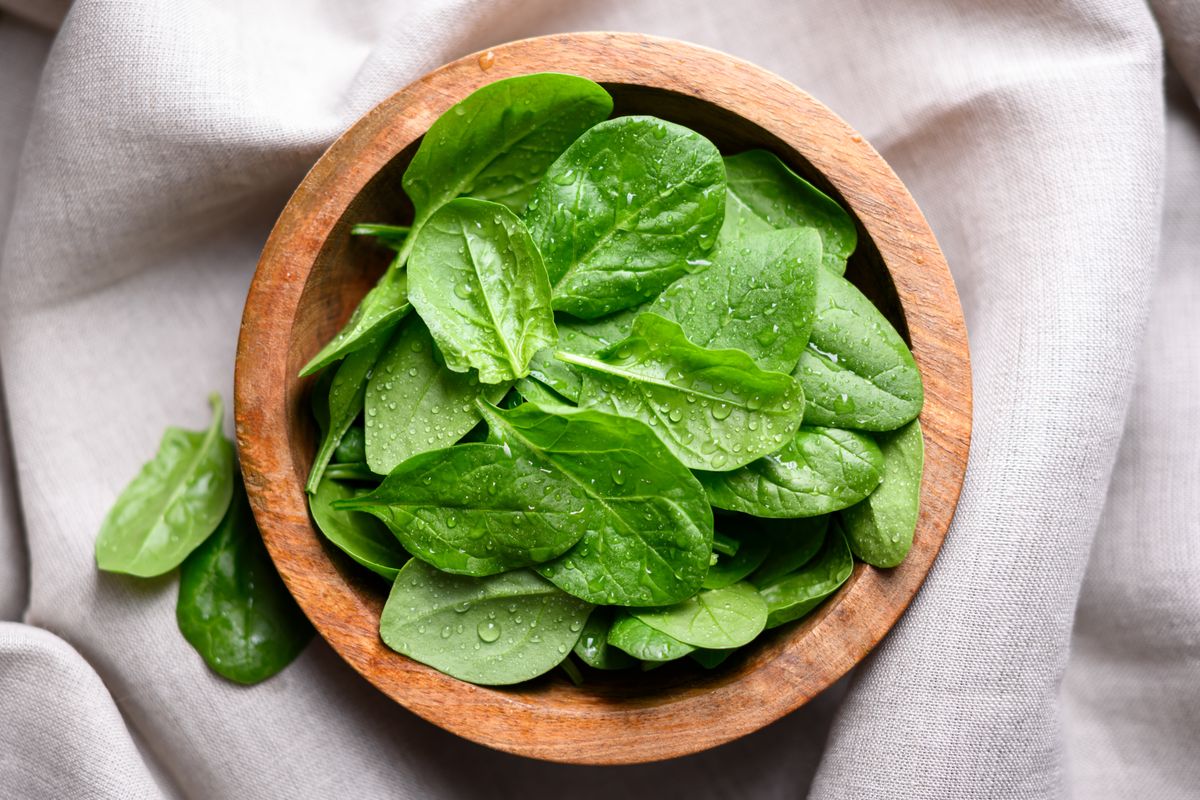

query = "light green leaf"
[841, 419, 924, 567]
[631, 582, 767, 649]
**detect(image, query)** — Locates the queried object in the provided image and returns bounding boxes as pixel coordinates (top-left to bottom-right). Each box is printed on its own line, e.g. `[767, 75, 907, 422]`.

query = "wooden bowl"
[235, 32, 971, 765]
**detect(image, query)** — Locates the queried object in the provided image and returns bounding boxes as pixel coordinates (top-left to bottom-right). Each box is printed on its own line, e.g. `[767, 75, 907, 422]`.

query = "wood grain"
[234, 32, 972, 765]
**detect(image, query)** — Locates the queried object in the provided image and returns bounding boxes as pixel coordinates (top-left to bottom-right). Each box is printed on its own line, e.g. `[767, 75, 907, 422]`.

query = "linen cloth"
[0, 0, 1196, 797]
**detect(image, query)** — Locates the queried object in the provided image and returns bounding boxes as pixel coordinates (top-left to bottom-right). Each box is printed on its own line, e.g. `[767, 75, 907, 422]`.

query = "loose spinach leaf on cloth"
[796, 267, 924, 431]
[653, 227, 821, 373]
[758, 521, 854, 628]
[478, 401, 713, 607]
[841, 419, 924, 567]
[607, 613, 696, 662]
[573, 608, 636, 670]
[747, 514, 830, 586]
[298, 267, 410, 378]
[408, 198, 557, 384]
[364, 313, 508, 475]
[722, 149, 857, 275]
[527, 116, 726, 318]
[334, 443, 589, 576]
[95, 394, 234, 577]
[631, 582, 767, 649]
[380, 559, 592, 685]
[560, 313, 806, 471]
[177, 478, 314, 684]
[697, 426, 884, 518]
[309, 477, 409, 580]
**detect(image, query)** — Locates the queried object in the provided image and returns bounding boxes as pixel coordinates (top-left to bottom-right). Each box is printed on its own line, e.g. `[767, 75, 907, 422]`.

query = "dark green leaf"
[333, 425, 366, 464]
[841, 419, 923, 567]
[607, 613, 695, 662]
[298, 268, 409, 377]
[527, 116, 726, 318]
[528, 308, 643, 401]
[309, 477, 409, 580]
[380, 559, 591, 685]
[631, 582, 767, 649]
[573, 608, 636, 670]
[513, 377, 576, 408]
[95, 394, 234, 577]
[177, 479, 313, 684]
[759, 522, 854, 628]
[703, 532, 770, 589]
[748, 515, 830, 586]
[690, 649, 734, 669]
[322, 462, 379, 483]
[351, 223, 410, 251]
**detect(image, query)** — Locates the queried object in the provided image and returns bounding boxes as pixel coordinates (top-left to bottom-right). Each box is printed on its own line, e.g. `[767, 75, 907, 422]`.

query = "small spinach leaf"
[309, 477, 409, 580]
[690, 649, 734, 669]
[759, 522, 854, 628]
[380, 559, 591, 686]
[350, 223, 410, 250]
[299, 268, 409, 378]
[408, 198, 556, 384]
[513, 376, 576, 409]
[631, 582, 767, 649]
[177, 478, 313, 684]
[527, 116, 726, 318]
[333, 425, 366, 464]
[560, 313, 806, 471]
[797, 268, 923, 430]
[323, 462, 379, 483]
[841, 419, 923, 567]
[607, 613, 695, 662]
[703, 532, 770, 589]
[722, 149, 856, 274]
[748, 515, 830, 586]
[95, 394, 234, 577]
[573, 608, 636, 670]
[697, 426, 883, 518]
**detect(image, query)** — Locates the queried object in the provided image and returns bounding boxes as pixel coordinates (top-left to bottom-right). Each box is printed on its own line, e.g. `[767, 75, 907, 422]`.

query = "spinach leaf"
[797, 268, 923, 431]
[631, 582, 767, 649]
[479, 402, 713, 606]
[607, 613, 695, 662]
[299, 268, 409, 378]
[652, 227, 821, 373]
[526, 116, 726, 318]
[408, 198, 556, 384]
[309, 477, 409, 580]
[333, 425, 366, 464]
[690, 649, 733, 669]
[748, 515, 829, 586]
[323, 462, 379, 483]
[722, 149, 856, 275]
[380, 559, 591, 686]
[573, 608, 636, 670]
[513, 376, 575, 409]
[350, 223, 410, 250]
[841, 419, 923, 567]
[697, 426, 884, 518]
[364, 314, 508, 474]
[560, 313, 806, 471]
[335, 443, 588, 576]
[759, 522, 854, 628]
[177, 478, 313, 684]
[306, 332, 389, 494]
[95, 394, 234, 577]
[528, 308, 643, 401]
[703, 532, 769, 589]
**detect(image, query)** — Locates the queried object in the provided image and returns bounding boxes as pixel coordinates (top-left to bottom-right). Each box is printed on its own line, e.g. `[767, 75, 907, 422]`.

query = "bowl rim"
[235, 31, 972, 765]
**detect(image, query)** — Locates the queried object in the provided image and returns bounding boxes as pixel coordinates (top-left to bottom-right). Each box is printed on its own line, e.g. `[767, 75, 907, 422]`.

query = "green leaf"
[697, 426, 884, 518]
[607, 613, 695, 662]
[309, 477, 409, 580]
[748, 515, 830, 586]
[703, 532, 770, 589]
[95, 394, 234, 577]
[513, 376, 576, 409]
[322, 462, 379, 483]
[364, 314, 508, 474]
[573, 608, 636, 670]
[759, 522, 854, 628]
[333, 425, 366, 464]
[380, 559, 591, 686]
[306, 332, 389, 494]
[177, 478, 313, 684]
[335, 443, 588, 576]
[528, 308, 643, 401]
[796, 268, 923, 431]
[631, 582, 767, 649]
[527, 116, 726, 318]
[652, 227, 821, 373]
[408, 198, 557, 384]
[298, 268, 409, 378]
[351, 223, 410, 251]
[479, 402, 713, 607]
[841, 419, 923, 567]
[560, 313, 806, 471]
[722, 150, 856, 275]
[690, 649, 734, 669]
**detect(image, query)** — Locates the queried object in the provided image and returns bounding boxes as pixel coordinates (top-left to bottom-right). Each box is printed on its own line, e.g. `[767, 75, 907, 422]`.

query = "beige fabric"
[0, 1, 1195, 797]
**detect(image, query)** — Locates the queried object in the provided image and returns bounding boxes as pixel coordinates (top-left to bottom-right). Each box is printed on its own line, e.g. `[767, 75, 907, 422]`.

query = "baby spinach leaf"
[335, 443, 588, 576]
[759, 522, 854, 628]
[526, 116, 726, 318]
[95, 394, 234, 578]
[748, 515, 830, 586]
[408, 198, 557, 384]
[364, 314, 508, 474]
[177, 478, 313, 684]
[703, 532, 770, 589]
[350, 223, 410, 251]
[528, 308, 643, 401]
[513, 376, 575, 409]
[607, 613, 695, 662]
[722, 150, 856, 275]
[690, 648, 734, 669]
[323, 462, 379, 483]
[333, 425, 366, 464]
[796, 268, 923, 431]
[299, 268, 409, 378]
[573, 608, 636, 670]
[697, 426, 884, 518]
[560, 313, 806, 471]
[631, 582, 767, 649]
[380, 559, 592, 686]
[479, 402, 713, 607]
[841, 419, 924, 567]
[306, 332, 389, 494]
[652, 227, 821, 373]
[309, 477, 409, 580]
